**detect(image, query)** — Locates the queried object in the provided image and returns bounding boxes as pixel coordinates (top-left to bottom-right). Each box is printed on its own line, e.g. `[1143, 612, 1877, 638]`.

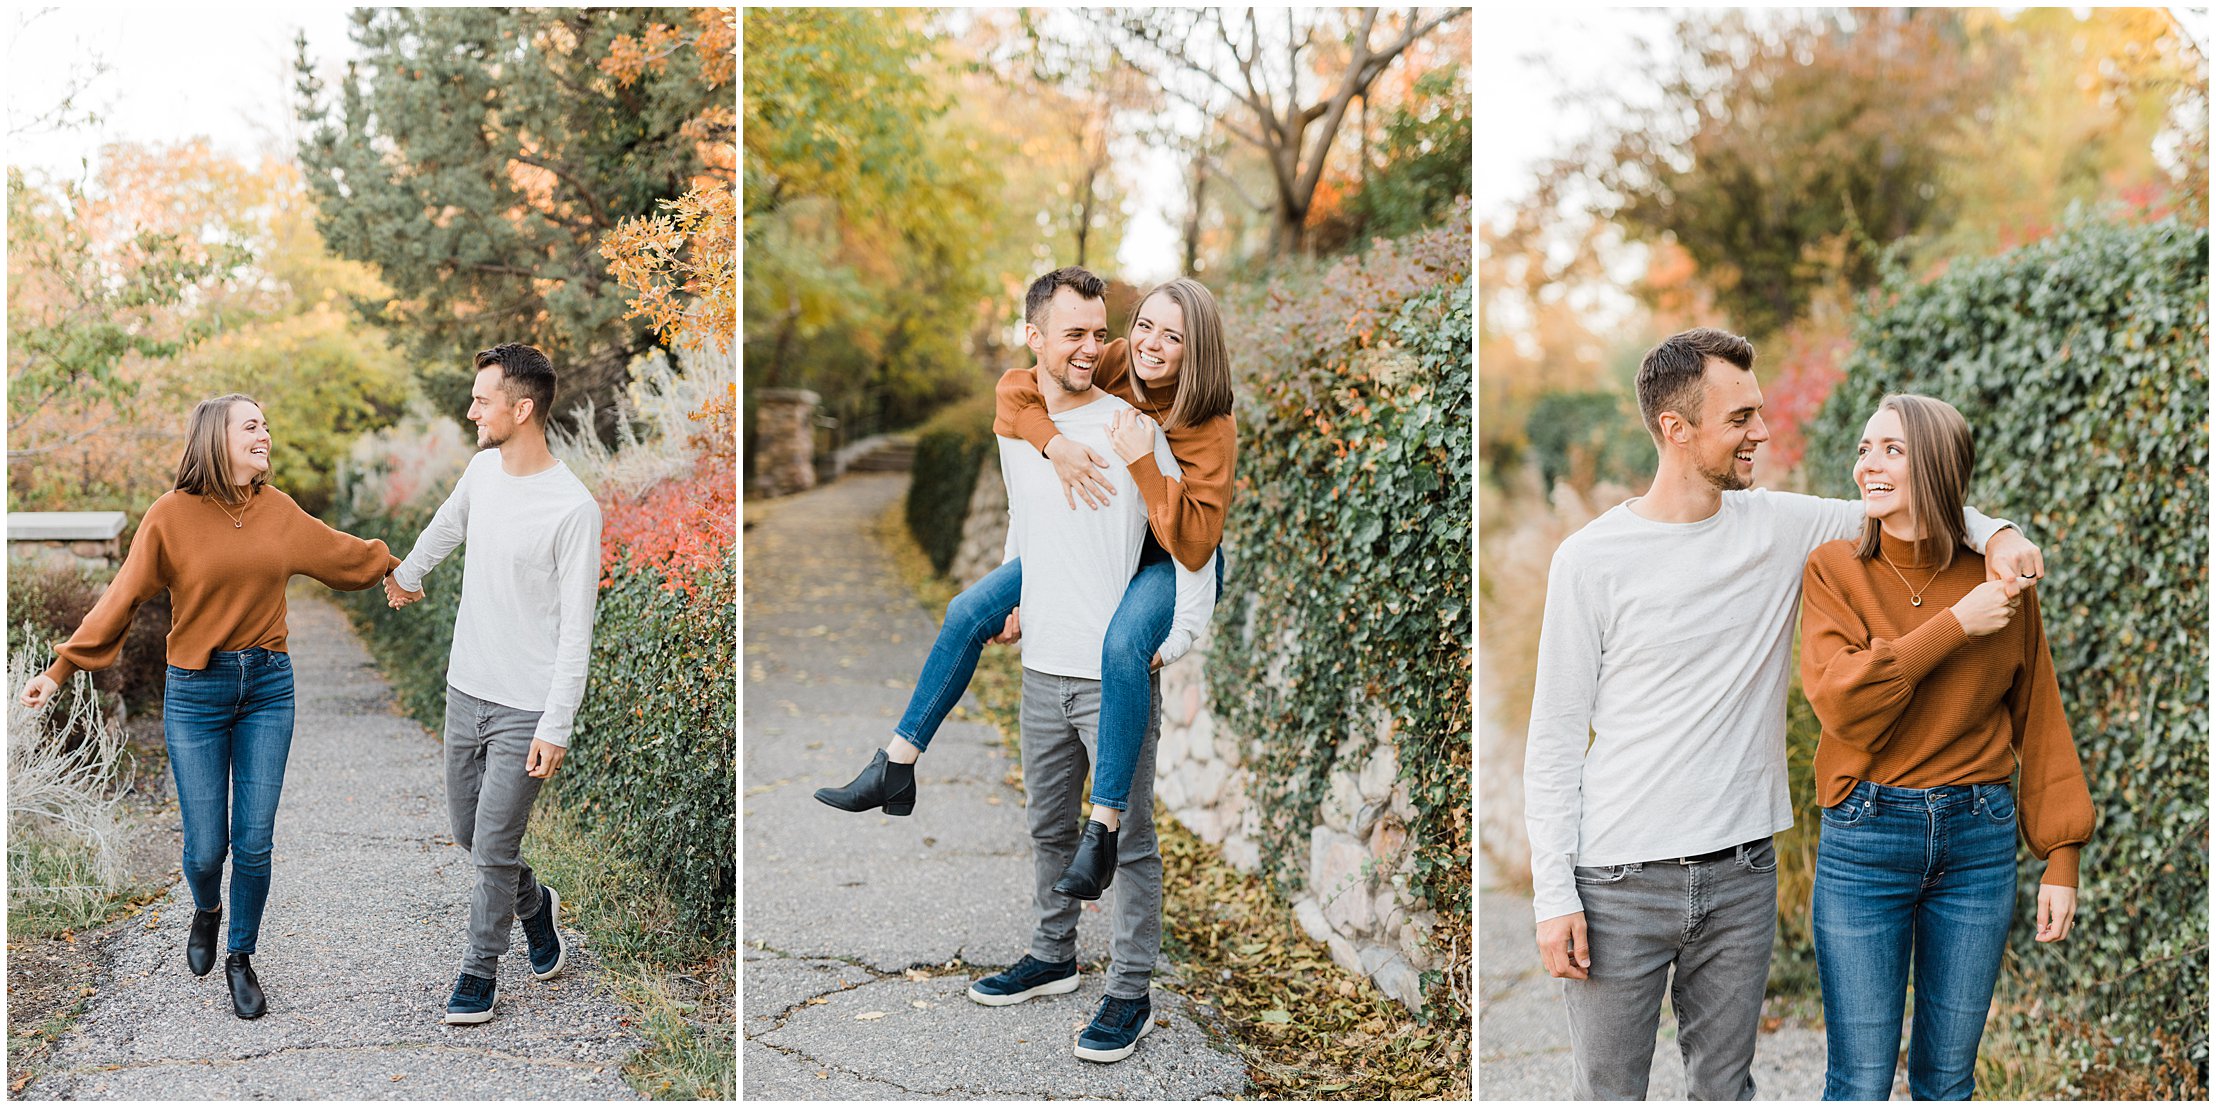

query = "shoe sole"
[530, 888, 567, 981]
[444, 990, 499, 1024]
[1051, 879, 1109, 901]
[1074, 1013, 1154, 1063]
[967, 971, 1080, 1007]
[813, 790, 915, 817]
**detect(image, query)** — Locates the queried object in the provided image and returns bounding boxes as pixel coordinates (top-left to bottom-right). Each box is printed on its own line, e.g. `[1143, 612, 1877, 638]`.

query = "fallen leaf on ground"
[855, 1011, 886, 1021]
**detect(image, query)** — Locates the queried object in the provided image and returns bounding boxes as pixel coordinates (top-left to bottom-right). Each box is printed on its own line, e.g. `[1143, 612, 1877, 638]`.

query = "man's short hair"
[474, 343, 556, 424]
[1024, 266, 1106, 330]
[1636, 328, 1756, 440]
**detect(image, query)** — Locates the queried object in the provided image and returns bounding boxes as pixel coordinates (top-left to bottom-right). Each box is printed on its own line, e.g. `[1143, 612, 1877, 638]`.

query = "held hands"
[2035, 884, 2077, 942]
[1537, 911, 1591, 980]
[1045, 435, 1114, 511]
[19, 675, 58, 710]
[1983, 528, 2045, 583]
[1951, 576, 2028, 637]
[1107, 409, 1157, 465]
[987, 608, 1022, 646]
[525, 739, 567, 779]
[384, 575, 425, 609]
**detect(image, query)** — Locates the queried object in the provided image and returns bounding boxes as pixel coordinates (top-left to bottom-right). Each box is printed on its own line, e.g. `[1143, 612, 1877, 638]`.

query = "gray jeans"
[444, 686, 549, 979]
[1019, 668, 1162, 999]
[1560, 837, 1779, 1100]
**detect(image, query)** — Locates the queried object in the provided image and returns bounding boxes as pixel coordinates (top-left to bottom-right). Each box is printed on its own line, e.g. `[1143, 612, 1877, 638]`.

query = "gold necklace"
[209, 497, 246, 529]
[1878, 551, 1943, 607]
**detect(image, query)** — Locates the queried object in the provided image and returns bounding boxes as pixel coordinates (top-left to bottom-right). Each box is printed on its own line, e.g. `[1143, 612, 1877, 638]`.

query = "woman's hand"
[19, 675, 58, 710]
[1950, 577, 2025, 637]
[1108, 409, 1157, 465]
[2035, 884, 2077, 942]
[1045, 436, 1114, 511]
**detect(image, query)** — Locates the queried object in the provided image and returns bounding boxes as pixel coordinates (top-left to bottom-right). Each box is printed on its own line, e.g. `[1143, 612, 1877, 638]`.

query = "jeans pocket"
[165, 664, 200, 681]
[1821, 798, 1874, 829]
[1573, 863, 1641, 885]
[1740, 838, 1779, 874]
[1977, 785, 2017, 825]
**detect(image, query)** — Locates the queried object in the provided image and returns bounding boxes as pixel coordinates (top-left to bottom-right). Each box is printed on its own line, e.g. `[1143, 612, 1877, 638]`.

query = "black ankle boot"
[814, 749, 916, 816]
[226, 953, 266, 1020]
[187, 907, 222, 977]
[1052, 820, 1119, 901]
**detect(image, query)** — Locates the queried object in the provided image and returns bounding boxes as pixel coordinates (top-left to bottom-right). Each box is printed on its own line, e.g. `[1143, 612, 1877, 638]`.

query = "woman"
[816, 275, 1235, 898]
[1798, 394, 2093, 1099]
[19, 394, 400, 1020]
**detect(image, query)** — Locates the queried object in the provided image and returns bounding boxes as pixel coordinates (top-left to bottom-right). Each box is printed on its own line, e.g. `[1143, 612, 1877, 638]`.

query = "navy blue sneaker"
[521, 885, 565, 980]
[444, 972, 498, 1025]
[1074, 992, 1153, 1063]
[966, 955, 1079, 1006]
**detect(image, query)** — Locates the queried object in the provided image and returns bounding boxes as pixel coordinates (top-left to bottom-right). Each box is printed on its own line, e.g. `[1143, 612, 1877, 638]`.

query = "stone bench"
[8, 512, 129, 572]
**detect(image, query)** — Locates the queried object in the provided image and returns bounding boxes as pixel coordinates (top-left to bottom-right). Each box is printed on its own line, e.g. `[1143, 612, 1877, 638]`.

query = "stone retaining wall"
[751, 388, 820, 498]
[948, 458, 1440, 1009]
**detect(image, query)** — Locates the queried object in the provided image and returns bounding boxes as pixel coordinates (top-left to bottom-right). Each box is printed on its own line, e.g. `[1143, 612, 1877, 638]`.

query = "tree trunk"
[1182, 160, 1206, 275]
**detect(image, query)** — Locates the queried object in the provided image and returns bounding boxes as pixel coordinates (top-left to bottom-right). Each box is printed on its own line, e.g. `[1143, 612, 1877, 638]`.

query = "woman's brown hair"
[1127, 277, 1234, 431]
[174, 393, 268, 507]
[1857, 393, 1974, 570]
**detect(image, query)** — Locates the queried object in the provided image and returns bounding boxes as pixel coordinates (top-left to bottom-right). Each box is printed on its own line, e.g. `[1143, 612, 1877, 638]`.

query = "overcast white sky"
[4, 5, 362, 185]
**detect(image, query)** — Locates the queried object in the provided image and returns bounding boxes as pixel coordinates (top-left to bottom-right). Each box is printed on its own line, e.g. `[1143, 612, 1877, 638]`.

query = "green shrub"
[903, 391, 996, 575]
[6, 558, 172, 718]
[552, 550, 736, 942]
[1208, 203, 1474, 959]
[1802, 216, 2208, 1096]
[1524, 390, 1653, 493]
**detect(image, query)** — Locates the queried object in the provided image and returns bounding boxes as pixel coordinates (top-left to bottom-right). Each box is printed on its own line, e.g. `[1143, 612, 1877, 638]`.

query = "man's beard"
[478, 424, 510, 448]
[1699, 454, 1752, 492]
[1045, 362, 1090, 394]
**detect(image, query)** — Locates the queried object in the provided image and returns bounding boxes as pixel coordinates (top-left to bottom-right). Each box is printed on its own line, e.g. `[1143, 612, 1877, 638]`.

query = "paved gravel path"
[22, 595, 644, 1101]
[1477, 849, 1830, 1100]
[742, 473, 1248, 1100]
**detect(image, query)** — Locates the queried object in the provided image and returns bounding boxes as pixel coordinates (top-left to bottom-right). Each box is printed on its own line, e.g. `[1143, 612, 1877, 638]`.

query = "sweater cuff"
[2040, 845, 2081, 888]
[42, 659, 80, 687]
[1888, 610, 1970, 684]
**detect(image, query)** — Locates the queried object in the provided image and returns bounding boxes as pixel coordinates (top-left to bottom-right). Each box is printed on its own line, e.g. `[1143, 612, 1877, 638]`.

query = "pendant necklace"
[1878, 551, 1943, 607]
[212, 498, 246, 529]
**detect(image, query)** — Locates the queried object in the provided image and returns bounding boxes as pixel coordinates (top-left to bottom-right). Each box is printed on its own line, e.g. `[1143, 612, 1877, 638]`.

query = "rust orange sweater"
[43, 487, 400, 684]
[1800, 531, 2094, 886]
[995, 337, 1237, 572]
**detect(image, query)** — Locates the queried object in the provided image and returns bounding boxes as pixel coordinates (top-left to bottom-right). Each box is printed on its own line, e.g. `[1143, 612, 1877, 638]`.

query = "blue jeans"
[894, 536, 1222, 811]
[1814, 781, 2018, 1100]
[162, 648, 297, 955]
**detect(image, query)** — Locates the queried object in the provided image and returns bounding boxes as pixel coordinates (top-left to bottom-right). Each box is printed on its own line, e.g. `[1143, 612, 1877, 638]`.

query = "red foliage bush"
[598, 386, 736, 594]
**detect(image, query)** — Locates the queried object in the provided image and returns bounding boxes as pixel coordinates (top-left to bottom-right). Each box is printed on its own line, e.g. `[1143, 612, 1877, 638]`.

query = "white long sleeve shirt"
[998, 391, 1217, 680]
[392, 449, 603, 748]
[1523, 489, 2011, 922]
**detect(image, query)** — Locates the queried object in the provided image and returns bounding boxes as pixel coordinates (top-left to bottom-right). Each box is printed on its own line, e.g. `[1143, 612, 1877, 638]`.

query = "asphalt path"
[741, 473, 1247, 1100]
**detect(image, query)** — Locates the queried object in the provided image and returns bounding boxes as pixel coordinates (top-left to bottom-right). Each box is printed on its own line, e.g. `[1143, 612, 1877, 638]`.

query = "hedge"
[903, 391, 996, 575]
[1802, 216, 2208, 1096]
[1209, 202, 1475, 947]
[8, 558, 173, 719]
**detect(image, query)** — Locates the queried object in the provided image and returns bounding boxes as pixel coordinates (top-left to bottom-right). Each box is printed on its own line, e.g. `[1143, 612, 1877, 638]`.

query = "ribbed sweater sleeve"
[2009, 590, 2094, 886]
[45, 499, 172, 685]
[1799, 553, 1971, 752]
[993, 339, 1132, 453]
[281, 492, 399, 590]
[1125, 411, 1235, 571]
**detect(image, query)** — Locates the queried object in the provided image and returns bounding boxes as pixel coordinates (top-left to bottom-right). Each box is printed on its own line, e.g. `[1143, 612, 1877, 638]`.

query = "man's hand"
[1045, 435, 1114, 511]
[525, 740, 567, 779]
[1107, 409, 1157, 465]
[1983, 528, 2044, 583]
[2035, 884, 2078, 942]
[987, 608, 1021, 645]
[19, 675, 58, 710]
[384, 575, 425, 609]
[1537, 911, 1591, 980]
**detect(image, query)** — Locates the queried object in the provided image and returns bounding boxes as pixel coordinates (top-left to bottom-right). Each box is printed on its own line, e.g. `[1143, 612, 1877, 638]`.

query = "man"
[386, 343, 603, 1026]
[962, 267, 1215, 1064]
[1524, 328, 2043, 1098]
